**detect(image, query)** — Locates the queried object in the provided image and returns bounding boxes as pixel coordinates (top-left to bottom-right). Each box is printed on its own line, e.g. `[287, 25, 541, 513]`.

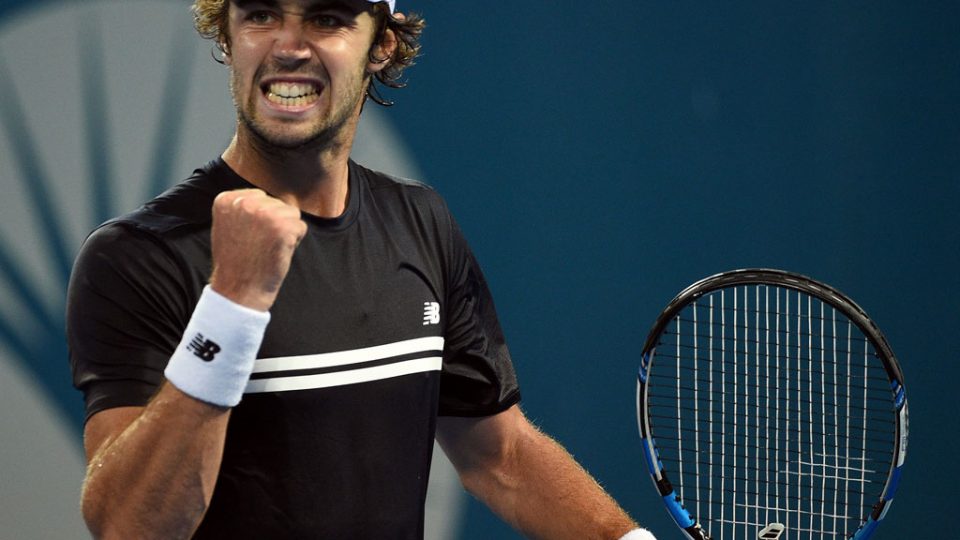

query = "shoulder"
[351, 160, 450, 213]
[107, 159, 237, 237]
[75, 159, 240, 268]
[73, 217, 188, 290]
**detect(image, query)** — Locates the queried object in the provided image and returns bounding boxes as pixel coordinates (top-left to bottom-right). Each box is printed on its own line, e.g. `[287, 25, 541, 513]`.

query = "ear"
[221, 41, 232, 65]
[366, 15, 401, 74]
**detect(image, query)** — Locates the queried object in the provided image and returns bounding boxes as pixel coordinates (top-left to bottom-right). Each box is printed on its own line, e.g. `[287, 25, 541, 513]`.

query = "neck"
[221, 111, 361, 218]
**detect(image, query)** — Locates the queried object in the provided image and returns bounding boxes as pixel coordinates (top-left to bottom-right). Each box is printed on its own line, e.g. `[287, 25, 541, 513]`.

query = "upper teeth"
[269, 82, 316, 98]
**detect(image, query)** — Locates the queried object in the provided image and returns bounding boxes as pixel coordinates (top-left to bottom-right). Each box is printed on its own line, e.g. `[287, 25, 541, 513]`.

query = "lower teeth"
[269, 94, 315, 106]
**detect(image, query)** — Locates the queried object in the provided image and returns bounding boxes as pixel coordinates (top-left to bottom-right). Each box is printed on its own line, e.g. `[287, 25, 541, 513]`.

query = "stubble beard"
[231, 67, 368, 154]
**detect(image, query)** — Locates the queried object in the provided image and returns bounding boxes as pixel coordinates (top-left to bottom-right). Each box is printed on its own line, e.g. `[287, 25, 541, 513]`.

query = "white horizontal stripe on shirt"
[244, 356, 443, 394]
[251, 336, 445, 374]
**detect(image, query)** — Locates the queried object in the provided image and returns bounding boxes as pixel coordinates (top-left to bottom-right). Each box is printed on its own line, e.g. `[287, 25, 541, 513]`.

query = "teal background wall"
[1, 1, 956, 538]
[388, 3, 957, 538]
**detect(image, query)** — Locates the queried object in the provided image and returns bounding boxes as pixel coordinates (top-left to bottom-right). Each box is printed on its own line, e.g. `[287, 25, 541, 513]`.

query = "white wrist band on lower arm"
[618, 528, 657, 540]
[164, 285, 271, 407]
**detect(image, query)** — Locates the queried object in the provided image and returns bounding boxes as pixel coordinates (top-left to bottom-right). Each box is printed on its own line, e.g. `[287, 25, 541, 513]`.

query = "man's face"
[224, 0, 381, 149]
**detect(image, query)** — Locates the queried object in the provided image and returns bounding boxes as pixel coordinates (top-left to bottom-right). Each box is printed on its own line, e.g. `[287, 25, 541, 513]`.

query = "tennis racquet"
[636, 269, 908, 540]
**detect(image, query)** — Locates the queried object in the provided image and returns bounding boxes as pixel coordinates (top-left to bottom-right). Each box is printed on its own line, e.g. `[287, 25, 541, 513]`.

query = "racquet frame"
[636, 269, 908, 540]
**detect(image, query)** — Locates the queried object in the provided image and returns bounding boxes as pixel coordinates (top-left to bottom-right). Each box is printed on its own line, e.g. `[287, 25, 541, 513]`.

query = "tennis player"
[67, 1, 656, 538]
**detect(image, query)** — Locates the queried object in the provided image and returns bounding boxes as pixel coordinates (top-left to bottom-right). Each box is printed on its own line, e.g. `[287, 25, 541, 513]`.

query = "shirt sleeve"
[66, 223, 193, 422]
[437, 213, 521, 417]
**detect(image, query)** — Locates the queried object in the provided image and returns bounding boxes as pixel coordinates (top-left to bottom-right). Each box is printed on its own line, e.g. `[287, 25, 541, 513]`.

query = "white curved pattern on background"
[0, 1, 462, 537]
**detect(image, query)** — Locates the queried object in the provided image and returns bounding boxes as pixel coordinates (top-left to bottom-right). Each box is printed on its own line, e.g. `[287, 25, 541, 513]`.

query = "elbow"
[455, 431, 528, 500]
[440, 406, 539, 499]
[80, 477, 210, 540]
[80, 483, 109, 540]
[80, 477, 134, 540]
[458, 453, 518, 497]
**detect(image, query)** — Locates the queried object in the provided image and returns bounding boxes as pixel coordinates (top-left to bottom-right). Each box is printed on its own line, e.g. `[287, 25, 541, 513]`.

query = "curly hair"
[191, 1, 425, 106]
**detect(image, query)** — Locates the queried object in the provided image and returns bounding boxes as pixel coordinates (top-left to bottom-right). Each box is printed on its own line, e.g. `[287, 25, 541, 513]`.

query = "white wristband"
[164, 285, 271, 407]
[618, 529, 657, 540]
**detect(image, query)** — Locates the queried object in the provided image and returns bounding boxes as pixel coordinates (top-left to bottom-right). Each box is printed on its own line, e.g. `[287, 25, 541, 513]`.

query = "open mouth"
[262, 81, 321, 107]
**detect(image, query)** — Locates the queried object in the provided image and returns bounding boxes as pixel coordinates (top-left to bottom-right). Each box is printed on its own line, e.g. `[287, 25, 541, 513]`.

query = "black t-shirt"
[67, 159, 520, 538]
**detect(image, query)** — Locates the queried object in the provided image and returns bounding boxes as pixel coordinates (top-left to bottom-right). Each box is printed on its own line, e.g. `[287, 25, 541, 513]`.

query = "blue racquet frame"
[636, 269, 907, 540]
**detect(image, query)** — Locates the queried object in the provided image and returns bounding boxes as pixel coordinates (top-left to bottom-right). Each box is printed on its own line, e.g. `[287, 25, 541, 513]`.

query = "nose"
[272, 20, 311, 67]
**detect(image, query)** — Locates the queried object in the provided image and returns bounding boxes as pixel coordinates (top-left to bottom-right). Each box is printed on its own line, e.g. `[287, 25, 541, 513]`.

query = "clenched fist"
[209, 189, 308, 312]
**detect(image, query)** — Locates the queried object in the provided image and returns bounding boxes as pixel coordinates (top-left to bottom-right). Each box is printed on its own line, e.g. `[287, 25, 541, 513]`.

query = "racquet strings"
[646, 284, 896, 540]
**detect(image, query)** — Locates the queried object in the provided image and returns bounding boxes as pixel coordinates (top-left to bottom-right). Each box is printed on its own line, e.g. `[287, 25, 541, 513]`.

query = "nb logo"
[422, 302, 440, 325]
[187, 333, 221, 362]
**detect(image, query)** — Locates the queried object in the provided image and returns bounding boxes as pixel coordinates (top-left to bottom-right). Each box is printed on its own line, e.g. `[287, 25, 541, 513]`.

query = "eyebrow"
[230, 0, 275, 14]
[233, 0, 277, 8]
[232, 0, 364, 12]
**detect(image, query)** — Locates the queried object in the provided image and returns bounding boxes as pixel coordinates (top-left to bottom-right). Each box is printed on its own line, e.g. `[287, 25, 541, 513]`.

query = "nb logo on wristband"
[188, 333, 222, 362]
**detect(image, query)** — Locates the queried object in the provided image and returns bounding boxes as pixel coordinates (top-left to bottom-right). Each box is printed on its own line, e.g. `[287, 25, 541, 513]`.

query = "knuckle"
[213, 192, 235, 210]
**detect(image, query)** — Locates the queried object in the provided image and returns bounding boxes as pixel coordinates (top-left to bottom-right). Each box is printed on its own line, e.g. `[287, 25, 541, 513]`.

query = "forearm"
[81, 383, 230, 539]
[78, 189, 301, 538]
[474, 428, 635, 540]
[440, 407, 639, 540]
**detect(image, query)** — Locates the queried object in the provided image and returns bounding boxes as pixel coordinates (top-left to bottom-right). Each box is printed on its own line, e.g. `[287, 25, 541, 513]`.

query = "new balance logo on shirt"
[422, 302, 440, 325]
[188, 333, 221, 361]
